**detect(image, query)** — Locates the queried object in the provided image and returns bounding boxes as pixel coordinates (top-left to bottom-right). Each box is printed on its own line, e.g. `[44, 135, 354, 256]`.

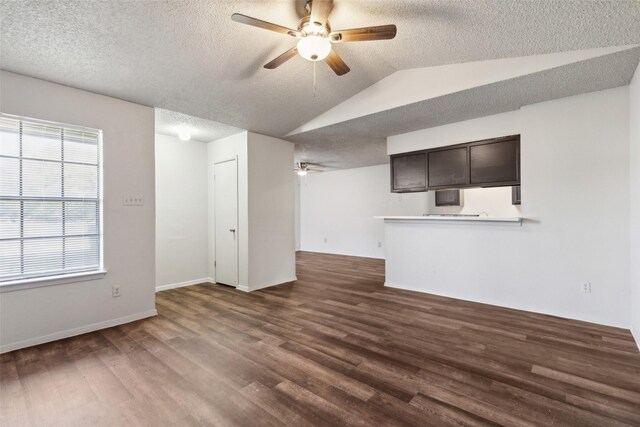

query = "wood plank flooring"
[2, 251, 640, 426]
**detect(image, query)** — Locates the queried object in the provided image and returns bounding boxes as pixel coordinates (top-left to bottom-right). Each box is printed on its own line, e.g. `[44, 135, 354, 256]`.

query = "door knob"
[229, 228, 236, 233]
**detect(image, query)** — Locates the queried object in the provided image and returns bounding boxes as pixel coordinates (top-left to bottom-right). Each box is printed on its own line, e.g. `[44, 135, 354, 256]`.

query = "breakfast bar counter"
[376, 214, 528, 310]
[375, 215, 522, 223]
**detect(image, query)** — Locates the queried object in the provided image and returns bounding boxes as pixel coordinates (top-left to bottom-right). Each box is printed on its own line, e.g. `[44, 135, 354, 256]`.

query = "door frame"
[213, 156, 239, 287]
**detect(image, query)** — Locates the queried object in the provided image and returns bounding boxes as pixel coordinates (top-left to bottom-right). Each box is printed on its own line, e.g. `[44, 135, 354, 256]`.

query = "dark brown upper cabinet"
[427, 146, 468, 189]
[390, 152, 427, 192]
[512, 185, 521, 205]
[389, 135, 520, 193]
[469, 137, 520, 186]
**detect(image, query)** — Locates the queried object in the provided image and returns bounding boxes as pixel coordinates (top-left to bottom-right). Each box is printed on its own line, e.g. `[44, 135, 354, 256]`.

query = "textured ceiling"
[1, 1, 639, 167]
[292, 47, 640, 168]
[155, 108, 242, 142]
[287, 45, 636, 136]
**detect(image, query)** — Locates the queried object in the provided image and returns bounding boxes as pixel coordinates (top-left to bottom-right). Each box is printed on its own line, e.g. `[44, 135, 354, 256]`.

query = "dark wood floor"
[2, 252, 640, 426]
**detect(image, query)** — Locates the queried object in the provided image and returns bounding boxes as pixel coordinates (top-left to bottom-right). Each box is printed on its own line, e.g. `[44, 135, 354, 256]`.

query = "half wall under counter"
[375, 214, 551, 320]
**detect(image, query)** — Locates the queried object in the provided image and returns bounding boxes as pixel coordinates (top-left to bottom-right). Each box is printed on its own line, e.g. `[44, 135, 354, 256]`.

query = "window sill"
[0, 270, 108, 293]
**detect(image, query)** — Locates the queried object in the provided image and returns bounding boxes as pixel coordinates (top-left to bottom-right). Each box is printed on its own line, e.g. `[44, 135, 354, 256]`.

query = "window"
[0, 114, 103, 284]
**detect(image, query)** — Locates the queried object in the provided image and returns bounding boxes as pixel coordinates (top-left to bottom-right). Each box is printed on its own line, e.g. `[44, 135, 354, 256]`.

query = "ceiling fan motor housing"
[298, 16, 330, 37]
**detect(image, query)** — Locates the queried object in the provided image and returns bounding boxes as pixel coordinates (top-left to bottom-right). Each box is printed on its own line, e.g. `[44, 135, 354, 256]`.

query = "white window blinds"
[0, 114, 102, 282]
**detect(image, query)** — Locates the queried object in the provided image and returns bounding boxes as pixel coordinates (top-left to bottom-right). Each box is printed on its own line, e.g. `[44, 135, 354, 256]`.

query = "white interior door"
[214, 158, 238, 287]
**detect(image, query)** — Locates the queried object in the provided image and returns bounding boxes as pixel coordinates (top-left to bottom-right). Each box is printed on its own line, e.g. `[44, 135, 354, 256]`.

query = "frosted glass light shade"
[297, 36, 331, 61]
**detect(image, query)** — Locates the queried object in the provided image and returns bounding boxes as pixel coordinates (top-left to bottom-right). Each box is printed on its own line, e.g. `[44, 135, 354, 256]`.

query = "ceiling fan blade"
[325, 50, 350, 76]
[309, 0, 332, 28]
[330, 25, 397, 42]
[231, 13, 299, 36]
[264, 47, 298, 69]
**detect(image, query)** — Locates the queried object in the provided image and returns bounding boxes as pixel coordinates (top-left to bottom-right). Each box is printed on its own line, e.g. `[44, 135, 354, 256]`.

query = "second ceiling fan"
[231, 0, 397, 76]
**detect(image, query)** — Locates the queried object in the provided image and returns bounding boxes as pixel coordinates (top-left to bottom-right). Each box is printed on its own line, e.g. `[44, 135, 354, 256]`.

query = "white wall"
[0, 71, 156, 352]
[155, 133, 209, 290]
[300, 164, 428, 258]
[299, 164, 519, 258]
[295, 180, 301, 251]
[247, 133, 296, 290]
[630, 64, 640, 345]
[207, 131, 296, 292]
[386, 87, 630, 328]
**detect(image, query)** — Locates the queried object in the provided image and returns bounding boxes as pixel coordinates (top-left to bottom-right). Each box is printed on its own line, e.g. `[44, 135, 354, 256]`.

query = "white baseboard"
[299, 248, 384, 260]
[632, 324, 640, 351]
[237, 276, 298, 293]
[156, 277, 214, 292]
[0, 309, 158, 354]
[384, 282, 626, 329]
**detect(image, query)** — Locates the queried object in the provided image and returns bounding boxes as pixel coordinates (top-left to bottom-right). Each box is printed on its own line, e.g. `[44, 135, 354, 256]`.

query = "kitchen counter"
[375, 215, 522, 224]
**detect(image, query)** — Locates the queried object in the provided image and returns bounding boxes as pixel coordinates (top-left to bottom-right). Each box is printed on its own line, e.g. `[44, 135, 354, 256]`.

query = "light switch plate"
[123, 195, 144, 206]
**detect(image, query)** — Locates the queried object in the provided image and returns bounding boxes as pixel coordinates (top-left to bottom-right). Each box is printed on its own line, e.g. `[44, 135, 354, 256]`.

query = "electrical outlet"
[377, 242, 382, 248]
[581, 282, 591, 293]
[112, 285, 121, 297]
[324, 238, 327, 243]
[122, 195, 144, 206]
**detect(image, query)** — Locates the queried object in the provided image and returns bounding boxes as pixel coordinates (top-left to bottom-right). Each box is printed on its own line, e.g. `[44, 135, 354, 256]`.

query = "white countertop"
[375, 215, 522, 223]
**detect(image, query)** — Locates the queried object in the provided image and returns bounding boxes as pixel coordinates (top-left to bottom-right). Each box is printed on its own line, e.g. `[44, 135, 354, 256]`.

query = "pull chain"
[313, 61, 317, 98]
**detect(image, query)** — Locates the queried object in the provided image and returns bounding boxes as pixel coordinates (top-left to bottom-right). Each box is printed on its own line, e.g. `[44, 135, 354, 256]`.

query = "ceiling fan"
[231, 0, 397, 76]
[295, 162, 324, 176]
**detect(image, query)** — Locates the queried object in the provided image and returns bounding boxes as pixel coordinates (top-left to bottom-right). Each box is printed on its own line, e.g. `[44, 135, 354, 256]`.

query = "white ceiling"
[155, 108, 242, 143]
[1, 1, 639, 167]
[289, 46, 637, 136]
[291, 45, 640, 168]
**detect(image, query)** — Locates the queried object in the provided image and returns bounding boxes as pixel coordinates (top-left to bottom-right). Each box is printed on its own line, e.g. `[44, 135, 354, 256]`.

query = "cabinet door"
[391, 152, 427, 192]
[512, 185, 521, 205]
[469, 138, 520, 186]
[427, 147, 468, 188]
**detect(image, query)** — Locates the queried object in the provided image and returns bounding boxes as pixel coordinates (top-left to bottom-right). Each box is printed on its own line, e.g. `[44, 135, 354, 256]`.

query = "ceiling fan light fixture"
[297, 170, 308, 176]
[297, 35, 331, 61]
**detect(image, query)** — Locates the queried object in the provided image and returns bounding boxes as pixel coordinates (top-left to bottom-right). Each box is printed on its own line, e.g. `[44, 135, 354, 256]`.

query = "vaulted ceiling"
[1, 1, 639, 168]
